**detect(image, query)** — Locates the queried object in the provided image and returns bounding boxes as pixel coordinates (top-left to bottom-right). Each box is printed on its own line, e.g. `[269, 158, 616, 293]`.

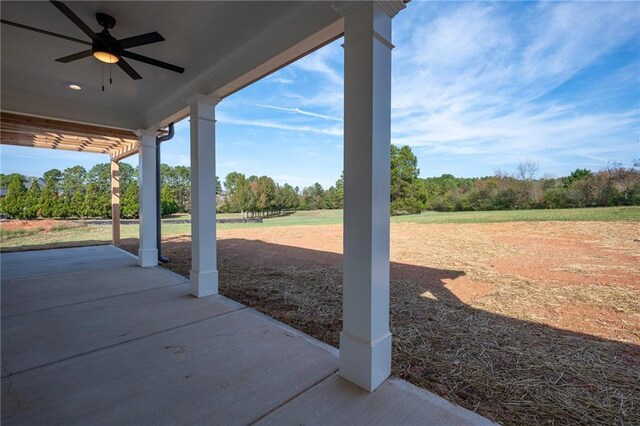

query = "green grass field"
[1, 206, 638, 251]
[393, 206, 640, 224]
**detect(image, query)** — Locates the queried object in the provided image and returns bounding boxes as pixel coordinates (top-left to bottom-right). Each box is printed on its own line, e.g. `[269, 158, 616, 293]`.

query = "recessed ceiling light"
[68, 83, 82, 91]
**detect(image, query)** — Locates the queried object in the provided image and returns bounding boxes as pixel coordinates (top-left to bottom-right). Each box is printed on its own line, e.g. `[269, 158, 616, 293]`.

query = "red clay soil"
[118, 221, 640, 425]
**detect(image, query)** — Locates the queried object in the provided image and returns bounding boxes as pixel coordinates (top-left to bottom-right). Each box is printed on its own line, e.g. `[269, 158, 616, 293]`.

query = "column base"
[138, 248, 158, 267]
[339, 330, 392, 391]
[190, 269, 219, 297]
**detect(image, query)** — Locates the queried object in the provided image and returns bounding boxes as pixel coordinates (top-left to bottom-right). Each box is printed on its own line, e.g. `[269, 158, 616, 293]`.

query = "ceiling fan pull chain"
[109, 49, 113, 84]
[101, 62, 104, 92]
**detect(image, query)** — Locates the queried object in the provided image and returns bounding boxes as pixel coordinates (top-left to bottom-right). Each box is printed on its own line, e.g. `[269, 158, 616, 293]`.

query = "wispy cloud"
[217, 111, 342, 137]
[294, 44, 343, 86]
[389, 1, 640, 173]
[252, 103, 342, 122]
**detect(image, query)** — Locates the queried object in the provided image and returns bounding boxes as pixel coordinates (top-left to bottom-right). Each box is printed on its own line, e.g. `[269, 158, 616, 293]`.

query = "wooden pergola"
[0, 112, 141, 244]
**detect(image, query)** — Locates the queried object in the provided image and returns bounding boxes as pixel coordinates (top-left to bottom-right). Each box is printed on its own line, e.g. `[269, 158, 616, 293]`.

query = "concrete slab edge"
[388, 377, 499, 425]
[244, 308, 340, 357]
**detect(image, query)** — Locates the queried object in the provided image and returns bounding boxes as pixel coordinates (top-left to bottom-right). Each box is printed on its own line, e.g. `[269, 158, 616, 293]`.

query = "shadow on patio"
[115, 236, 640, 425]
[1, 244, 492, 425]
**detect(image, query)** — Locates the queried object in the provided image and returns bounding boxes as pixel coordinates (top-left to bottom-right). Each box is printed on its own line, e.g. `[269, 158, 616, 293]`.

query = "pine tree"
[23, 179, 42, 219]
[82, 183, 110, 218]
[121, 181, 140, 218]
[39, 178, 60, 218]
[1, 175, 27, 218]
[70, 191, 85, 218]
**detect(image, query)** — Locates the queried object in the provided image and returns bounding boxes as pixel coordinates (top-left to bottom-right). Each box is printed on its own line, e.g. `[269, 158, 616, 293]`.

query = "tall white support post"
[137, 129, 158, 267]
[189, 95, 219, 297]
[337, 0, 405, 392]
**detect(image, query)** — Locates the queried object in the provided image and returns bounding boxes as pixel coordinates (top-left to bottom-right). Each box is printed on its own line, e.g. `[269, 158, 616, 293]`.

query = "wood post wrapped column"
[336, 0, 405, 392]
[137, 129, 158, 267]
[189, 95, 219, 297]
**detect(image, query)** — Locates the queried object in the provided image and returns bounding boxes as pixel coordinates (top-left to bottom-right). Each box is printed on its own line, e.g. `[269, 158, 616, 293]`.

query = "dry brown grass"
[119, 221, 640, 425]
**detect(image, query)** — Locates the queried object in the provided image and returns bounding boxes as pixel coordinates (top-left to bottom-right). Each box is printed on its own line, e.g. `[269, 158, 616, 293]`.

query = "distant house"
[0, 177, 45, 199]
[25, 177, 45, 190]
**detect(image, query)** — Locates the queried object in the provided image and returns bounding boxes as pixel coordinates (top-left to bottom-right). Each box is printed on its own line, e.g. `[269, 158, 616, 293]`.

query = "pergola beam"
[0, 112, 138, 157]
[111, 160, 121, 245]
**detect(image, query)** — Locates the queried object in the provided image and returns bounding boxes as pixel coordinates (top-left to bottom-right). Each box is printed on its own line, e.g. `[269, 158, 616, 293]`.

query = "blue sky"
[2, 1, 639, 189]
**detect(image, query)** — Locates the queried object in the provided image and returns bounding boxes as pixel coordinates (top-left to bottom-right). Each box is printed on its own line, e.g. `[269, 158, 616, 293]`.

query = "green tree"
[300, 183, 325, 210]
[391, 145, 421, 214]
[544, 187, 568, 209]
[119, 163, 136, 190]
[70, 191, 85, 218]
[40, 178, 61, 218]
[164, 165, 190, 212]
[121, 181, 140, 218]
[334, 173, 344, 209]
[224, 172, 252, 214]
[0, 173, 24, 189]
[87, 163, 111, 193]
[563, 168, 592, 188]
[61, 166, 86, 197]
[215, 176, 222, 195]
[23, 179, 42, 219]
[161, 185, 179, 216]
[43, 169, 62, 185]
[81, 183, 109, 218]
[0, 174, 27, 218]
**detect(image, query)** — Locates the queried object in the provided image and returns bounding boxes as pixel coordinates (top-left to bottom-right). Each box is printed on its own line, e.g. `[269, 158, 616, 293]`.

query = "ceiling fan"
[1, 0, 184, 81]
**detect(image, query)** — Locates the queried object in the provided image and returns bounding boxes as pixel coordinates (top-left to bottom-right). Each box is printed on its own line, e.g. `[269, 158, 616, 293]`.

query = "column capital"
[135, 128, 157, 147]
[185, 93, 221, 107]
[332, 1, 406, 19]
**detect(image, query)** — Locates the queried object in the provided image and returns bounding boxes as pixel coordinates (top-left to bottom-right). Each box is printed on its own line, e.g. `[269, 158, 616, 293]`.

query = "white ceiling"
[1, 1, 343, 130]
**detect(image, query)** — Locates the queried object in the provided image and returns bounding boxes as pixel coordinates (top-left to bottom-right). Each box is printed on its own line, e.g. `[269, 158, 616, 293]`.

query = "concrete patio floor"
[1, 245, 493, 425]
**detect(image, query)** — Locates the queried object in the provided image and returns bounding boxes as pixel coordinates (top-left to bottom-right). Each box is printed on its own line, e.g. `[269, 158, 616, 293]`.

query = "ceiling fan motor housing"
[96, 12, 115, 30]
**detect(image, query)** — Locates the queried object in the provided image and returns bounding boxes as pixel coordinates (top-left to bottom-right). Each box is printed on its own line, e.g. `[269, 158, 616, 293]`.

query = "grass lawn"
[2, 206, 638, 252]
[395, 206, 640, 224]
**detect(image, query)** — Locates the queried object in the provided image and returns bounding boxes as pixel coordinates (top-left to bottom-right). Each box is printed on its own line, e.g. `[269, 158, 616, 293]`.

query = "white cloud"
[389, 1, 640, 172]
[252, 103, 342, 122]
[217, 111, 343, 137]
[294, 43, 343, 86]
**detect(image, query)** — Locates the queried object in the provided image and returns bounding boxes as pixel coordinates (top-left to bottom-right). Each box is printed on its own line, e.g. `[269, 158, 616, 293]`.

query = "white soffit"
[1, 1, 343, 130]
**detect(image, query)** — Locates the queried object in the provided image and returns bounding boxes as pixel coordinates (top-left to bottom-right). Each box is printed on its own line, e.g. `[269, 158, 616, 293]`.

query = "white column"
[337, 0, 405, 392]
[137, 129, 158, 267]
[111, 159, 120, 245]
[189, 95, 219, 297]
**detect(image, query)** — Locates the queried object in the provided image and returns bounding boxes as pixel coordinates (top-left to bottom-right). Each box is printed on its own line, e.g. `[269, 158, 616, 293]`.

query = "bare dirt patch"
[0, 219, 83, 234]
[119, 221, 640, 425]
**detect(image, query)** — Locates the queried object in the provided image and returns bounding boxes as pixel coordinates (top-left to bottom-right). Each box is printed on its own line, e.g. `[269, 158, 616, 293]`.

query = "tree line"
[415, 162, 640, 212]
[0, 162, 342, 220]
[1, 146, 638, 220]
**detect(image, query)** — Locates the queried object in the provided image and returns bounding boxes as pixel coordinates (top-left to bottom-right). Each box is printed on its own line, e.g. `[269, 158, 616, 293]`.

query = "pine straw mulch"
[118, 222, 640, 425]
[216, 263, 639, 426]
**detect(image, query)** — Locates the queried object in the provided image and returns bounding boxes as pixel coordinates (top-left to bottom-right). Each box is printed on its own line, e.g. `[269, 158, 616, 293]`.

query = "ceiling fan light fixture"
[93, 50, 119, 64]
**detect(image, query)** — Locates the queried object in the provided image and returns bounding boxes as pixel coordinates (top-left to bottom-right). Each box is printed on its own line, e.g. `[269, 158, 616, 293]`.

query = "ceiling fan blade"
[0, 19, 91, 46]
[120, 51, 184, 74]
[50, 1, 98, 42]
[117, 58, 142, 80]
[118, 32, 165, 50]
[56, 49, 92, 63]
